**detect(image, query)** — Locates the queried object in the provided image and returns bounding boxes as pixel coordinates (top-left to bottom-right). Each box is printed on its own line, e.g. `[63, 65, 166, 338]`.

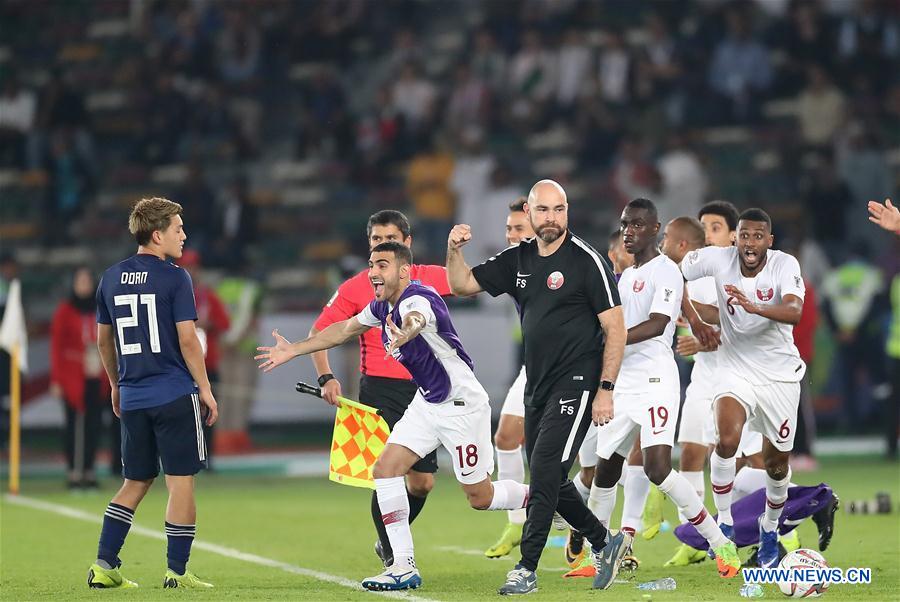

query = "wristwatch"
[599, 380, 615, 392]
[317, 373, 335, 387]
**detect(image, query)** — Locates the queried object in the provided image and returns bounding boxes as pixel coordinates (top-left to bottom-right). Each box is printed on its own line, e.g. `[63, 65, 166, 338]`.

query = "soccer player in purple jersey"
[256, 242, 529, 592]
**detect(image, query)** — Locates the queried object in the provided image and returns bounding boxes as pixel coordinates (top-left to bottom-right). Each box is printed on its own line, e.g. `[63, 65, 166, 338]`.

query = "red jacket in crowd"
[194, 283, 230, 373]
[792, 279, 819, 365]
[50, 300, 110, 412]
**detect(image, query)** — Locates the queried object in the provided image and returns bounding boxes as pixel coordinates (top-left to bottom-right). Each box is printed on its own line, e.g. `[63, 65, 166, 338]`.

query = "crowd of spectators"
[1, 0, 898, 440]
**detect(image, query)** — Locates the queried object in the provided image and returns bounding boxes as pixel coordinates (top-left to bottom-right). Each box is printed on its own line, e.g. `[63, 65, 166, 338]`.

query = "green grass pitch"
[2, 457, 897, 600]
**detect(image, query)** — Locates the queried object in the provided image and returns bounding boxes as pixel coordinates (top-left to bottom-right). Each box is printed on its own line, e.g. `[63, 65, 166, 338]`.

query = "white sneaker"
[552, 512, 569, 531]
[361, 559, 422, 591]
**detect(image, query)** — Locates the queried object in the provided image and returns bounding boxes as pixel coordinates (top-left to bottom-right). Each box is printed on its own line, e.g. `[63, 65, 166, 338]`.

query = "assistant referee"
[447, 179, 628, 594]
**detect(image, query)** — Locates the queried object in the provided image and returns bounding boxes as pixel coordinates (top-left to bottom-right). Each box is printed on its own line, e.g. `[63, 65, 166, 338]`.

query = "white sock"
[574, 474, 591, 504]
[734, 467, 768, 501]
[682, 470, 705, 501]
[678, 470, 705, 522]
[375, 477, 414, 563]
[621, 466, 650, 536]
[488, 480, 530, 511]
[496, 446, 525, 482]
[710, 451, 736, 526]
[658, 469, 728, 549]
[617, 464, 628, 488]
[497, 446, 526, 524]
[762, 468, 791, 532]
[588, 484, 617, 529]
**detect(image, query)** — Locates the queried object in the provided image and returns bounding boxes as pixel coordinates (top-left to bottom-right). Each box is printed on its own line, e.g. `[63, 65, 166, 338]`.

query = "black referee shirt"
[472, 231, 620, 406]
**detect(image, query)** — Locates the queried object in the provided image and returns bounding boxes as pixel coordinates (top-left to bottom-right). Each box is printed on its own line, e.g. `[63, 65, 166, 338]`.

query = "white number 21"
[113, 294, 160, 355]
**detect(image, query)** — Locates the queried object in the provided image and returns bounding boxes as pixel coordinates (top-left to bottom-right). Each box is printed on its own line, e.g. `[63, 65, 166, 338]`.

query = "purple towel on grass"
[675, 484, 834, 550]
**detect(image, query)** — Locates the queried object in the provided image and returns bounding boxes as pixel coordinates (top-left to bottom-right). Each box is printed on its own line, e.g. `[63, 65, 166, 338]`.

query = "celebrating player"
[309, 210, 450, 568]
[485, 197, 535, 559]
[256, 242, 529, 592]
[88, 198, 217, 589]
[448, 179, 629, 594]
[681, 208, 806, 569]
[577, 199, 741, 581]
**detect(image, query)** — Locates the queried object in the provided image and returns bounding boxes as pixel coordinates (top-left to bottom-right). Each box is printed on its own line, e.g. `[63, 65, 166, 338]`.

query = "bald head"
[528, 179, 567, 205]
[660, 216, 705, 264]
[525, 179, 568, 244]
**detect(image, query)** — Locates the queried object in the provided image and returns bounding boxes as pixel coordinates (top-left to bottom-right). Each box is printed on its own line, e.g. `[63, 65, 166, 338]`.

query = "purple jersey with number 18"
[356, 282, 486, 407]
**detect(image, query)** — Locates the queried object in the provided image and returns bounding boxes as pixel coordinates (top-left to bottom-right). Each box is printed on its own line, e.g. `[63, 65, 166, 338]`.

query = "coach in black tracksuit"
[447, 180, 627, 594]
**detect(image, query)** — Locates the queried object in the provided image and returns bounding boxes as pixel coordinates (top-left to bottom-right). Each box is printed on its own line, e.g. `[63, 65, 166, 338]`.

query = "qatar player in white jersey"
[584, 199, 741, 579]
[680, 208, 806, 569]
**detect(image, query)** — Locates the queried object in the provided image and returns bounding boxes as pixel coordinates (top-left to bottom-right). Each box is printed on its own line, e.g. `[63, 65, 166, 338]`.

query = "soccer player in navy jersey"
[87, 197, 218, 589]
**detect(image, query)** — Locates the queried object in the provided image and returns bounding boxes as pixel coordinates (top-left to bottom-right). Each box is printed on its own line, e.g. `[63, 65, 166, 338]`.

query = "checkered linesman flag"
[329, 401, 391, 489]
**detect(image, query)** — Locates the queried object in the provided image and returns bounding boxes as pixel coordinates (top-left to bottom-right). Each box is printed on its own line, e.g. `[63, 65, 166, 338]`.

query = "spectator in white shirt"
[0, 74, 37, 168]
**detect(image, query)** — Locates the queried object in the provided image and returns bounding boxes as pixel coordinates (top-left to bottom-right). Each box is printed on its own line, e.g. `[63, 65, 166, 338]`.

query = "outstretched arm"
[724, 286, 803, 325]
[256, 318, 370, 372]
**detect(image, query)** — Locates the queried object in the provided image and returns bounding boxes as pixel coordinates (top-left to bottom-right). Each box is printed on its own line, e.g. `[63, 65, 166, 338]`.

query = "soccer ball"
[777, 548, 829, 598]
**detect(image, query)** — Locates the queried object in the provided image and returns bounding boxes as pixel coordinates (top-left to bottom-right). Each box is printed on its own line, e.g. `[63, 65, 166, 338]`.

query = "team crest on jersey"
[756, 287, 774, 301]
[793, 275, 802, 288]
[632, 278, 645, 293]
[663, 288, 674, 302]
[547, 271, 565, 290]
[687, 250, 700, 264]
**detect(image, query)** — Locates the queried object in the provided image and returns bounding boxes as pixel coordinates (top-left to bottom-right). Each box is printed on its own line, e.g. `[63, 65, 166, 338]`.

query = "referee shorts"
[359, 375, 438, 474]
[120, 393, 208, 480]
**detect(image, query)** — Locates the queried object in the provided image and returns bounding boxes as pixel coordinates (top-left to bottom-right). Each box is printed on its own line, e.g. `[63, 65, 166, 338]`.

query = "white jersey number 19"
[114, 293, 161, 355]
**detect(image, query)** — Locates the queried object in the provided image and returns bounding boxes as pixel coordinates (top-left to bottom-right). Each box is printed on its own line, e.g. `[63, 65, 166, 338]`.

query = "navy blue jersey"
[96, 254, 198, 410]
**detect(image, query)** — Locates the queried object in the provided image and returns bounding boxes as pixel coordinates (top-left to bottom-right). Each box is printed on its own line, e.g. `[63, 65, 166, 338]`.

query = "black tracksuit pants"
[518, 387, 608, 572]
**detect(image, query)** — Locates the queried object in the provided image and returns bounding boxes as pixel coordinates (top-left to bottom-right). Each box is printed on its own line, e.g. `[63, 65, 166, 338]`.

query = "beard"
[535, 222, 565, 243]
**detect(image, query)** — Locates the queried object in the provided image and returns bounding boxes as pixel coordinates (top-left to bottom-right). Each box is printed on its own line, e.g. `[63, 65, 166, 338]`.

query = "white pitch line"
[434, 545, 571, 572]
[434, 545, 485, 557]
[4, 494, 439, 602]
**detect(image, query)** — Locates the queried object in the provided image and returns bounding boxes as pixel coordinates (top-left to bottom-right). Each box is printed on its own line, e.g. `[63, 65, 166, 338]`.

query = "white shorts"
[596, 386, 681, 460]
[500, 366, 526, 418]
[714, 371, 800, 453]
[699, 403, 764, 457]
[389, 392, 494, 485]
[738, 425, 763, 457]
[677, 380, 713, 445]
[578, 423, 598, 468]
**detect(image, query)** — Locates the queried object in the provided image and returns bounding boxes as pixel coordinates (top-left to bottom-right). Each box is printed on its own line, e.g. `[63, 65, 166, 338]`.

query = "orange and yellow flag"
[329, 398, 391, 489]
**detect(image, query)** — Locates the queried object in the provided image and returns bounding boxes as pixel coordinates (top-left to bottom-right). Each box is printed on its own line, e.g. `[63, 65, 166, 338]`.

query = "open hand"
[724, 284, 760, 314]
[384, 315, 411, 358]
[868, 198, 900, 234]
[255, 329, 295, 372]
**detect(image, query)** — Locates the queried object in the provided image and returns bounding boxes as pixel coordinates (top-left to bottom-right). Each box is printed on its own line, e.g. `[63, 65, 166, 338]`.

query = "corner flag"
[1, 278, 27, 494]
[328, 398, 390, 489]
[0, 278, 27, 372]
